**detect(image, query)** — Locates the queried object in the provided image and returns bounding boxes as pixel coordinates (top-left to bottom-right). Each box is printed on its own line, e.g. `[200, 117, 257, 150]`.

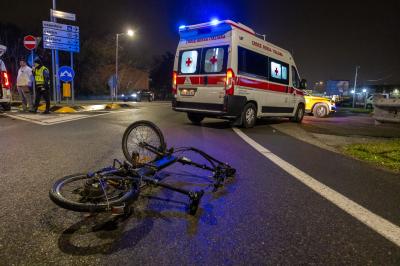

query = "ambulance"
[172, 20, 307, 128]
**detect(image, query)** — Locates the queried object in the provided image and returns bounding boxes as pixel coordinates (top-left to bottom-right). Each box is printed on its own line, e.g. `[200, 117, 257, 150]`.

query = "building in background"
[326, 80, 350, 96]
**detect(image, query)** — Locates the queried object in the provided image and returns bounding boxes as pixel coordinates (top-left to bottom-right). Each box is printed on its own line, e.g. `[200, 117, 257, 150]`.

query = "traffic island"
[104, 103, 132, 110]
[11, 101, 135, 113]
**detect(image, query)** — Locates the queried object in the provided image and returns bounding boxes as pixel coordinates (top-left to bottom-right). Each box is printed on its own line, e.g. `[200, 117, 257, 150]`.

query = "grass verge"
[339, 107, 372, 114]
[342, 139, 400, 172]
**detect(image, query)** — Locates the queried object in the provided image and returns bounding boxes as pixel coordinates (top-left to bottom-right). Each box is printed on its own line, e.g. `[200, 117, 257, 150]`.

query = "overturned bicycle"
[49, 121, 236, 215]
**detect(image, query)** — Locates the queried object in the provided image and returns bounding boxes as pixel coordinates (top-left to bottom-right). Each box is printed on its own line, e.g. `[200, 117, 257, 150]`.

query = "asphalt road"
[0, 103, 399, 265]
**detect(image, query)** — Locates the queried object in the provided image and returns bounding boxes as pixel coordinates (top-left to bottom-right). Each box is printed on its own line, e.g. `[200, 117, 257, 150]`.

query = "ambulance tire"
[290, 103, 305, 123]
[187, 113, 204, 124]
[241, 103, 257, 128]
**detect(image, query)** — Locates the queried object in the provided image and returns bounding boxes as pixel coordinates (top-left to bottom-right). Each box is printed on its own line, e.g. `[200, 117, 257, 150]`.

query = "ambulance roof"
[179, 20, 292, 60]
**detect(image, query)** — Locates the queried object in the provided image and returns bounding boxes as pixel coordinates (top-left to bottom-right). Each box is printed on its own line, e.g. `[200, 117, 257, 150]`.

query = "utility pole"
[352, 66, 360, 108]
[115, 33, 119, 102]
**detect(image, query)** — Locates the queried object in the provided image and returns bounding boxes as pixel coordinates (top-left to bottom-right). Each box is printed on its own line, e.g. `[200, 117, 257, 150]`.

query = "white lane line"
[2, 110, 134, 125]
[233, 127, 400, 247]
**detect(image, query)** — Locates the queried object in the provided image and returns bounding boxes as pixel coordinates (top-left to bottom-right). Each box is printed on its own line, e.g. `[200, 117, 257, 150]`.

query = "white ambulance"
[172, 20, 307, 128]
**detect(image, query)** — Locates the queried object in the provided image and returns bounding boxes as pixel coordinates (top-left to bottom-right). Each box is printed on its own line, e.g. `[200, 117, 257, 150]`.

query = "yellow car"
[304, 94, 336, 118]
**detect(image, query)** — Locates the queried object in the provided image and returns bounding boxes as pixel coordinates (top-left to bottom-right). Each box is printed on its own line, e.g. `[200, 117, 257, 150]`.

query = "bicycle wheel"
[49, 173, 139, 212]
[122, 120, 166, 166]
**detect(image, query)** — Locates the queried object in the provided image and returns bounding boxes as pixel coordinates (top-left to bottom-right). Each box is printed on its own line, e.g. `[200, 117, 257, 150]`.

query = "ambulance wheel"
[290, 103, 305, 123]
[187, 113, 204, 124]
[313, 104, 329, 118]
[241, 103, 257, 128]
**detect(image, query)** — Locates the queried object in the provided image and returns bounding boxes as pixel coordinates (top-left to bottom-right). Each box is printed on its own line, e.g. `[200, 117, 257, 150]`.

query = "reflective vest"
[34, 66, 48, 86]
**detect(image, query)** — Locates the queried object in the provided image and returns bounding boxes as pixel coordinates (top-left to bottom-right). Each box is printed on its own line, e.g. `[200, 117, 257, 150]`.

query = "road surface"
[0, 103, 399, 265]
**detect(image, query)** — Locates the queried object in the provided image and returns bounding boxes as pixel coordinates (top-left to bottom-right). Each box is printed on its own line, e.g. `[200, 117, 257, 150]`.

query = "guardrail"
[373, 98, 400, 123]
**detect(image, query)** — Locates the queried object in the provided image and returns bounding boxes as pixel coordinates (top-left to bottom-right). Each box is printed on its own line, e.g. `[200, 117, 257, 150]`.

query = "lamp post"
[352, 66, 360, 108]
[115, 29, 134, 101]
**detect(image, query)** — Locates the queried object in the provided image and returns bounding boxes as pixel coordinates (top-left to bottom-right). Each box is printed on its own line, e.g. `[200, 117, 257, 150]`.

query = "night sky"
[1, 0, 399, 86]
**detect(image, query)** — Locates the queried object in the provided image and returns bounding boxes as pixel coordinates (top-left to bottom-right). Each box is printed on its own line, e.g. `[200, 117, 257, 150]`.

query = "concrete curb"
[11, 102, 133, 113]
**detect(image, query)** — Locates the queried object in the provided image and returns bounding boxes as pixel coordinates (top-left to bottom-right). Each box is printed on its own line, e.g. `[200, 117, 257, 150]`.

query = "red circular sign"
[23, 35, 36, 50]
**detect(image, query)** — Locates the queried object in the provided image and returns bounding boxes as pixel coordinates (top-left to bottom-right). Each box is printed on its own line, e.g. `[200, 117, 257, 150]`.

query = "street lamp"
[115, 29, 135, 101]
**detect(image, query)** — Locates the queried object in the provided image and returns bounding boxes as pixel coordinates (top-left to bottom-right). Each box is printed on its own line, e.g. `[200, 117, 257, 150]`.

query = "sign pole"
[70, 52, 74, 105]
[31, 50, 36, 101]
[52, 0, 61, 104]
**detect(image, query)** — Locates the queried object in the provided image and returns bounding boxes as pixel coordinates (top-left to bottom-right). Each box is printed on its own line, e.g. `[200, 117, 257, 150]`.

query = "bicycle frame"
[94, 142, 235, 215]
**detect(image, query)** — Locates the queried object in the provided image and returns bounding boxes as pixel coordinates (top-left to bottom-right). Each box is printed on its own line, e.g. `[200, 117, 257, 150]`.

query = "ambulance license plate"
[180, 88, 196, 96]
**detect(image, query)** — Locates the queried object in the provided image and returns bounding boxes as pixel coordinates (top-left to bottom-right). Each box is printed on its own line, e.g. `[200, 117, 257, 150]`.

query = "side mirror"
[300, 79, 307, 90]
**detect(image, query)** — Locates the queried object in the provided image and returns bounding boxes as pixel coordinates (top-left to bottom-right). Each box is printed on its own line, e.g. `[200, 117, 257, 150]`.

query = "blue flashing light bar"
[210, 19, 220, 25]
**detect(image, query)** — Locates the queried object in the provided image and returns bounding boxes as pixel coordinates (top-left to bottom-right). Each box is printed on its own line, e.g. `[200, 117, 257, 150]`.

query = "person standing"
[31, 57, 51, 114]
[16, 57, 33, 111]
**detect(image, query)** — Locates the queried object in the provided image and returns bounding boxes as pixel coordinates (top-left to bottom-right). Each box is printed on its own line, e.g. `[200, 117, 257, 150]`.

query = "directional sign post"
[42, 21, 80, 53]
[43, 19, 79, 103]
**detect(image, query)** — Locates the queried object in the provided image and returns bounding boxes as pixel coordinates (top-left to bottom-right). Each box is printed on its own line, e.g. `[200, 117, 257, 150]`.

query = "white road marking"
[2, 110, 134, 125]
[233, 127, 400, 247]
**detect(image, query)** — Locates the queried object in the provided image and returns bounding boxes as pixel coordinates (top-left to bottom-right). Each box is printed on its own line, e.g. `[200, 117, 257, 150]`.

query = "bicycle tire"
[122, 120, 166, 166]
[49, 173, 139, 213]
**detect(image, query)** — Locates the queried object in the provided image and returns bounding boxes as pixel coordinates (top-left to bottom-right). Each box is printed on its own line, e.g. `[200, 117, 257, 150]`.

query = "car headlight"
[121, 94, 125, 97]
[131, 93, 137, 97]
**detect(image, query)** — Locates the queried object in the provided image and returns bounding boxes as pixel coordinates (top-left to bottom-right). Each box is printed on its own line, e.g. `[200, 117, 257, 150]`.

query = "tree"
[150, 52, 174, 100]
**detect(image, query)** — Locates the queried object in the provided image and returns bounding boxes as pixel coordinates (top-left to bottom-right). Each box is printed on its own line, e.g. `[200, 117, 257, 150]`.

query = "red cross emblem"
[209, 55, 218, 65]
[185, 57, 192, 67]
[275, 68, 279, 75]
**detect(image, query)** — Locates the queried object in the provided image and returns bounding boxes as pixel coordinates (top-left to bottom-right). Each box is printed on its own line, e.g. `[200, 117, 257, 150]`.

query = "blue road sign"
[108, 75, 117, 89]
[58, 66, 75, 82]
[42, 21, 80, 53]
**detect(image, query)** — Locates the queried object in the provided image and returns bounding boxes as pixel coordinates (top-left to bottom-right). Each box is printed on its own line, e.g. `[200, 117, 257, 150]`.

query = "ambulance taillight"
[2, 71, 10, 89]
[172, 71, 177, 94]
[225, 68, 235, 95]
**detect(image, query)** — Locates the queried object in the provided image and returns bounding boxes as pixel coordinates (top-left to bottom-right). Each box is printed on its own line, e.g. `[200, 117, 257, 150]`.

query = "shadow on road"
[56, 170, 235, 256]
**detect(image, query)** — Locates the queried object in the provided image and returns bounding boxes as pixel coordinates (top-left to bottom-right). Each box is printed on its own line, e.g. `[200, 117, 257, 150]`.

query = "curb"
[11, 102, 133, 113]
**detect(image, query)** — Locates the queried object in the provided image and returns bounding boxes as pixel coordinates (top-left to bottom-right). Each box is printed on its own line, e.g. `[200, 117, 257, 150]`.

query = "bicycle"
[49, 120, 236, 215]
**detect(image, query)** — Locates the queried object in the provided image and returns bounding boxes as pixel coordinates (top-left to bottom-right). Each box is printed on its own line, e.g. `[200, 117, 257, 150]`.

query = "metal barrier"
[373, 97, 400, 123]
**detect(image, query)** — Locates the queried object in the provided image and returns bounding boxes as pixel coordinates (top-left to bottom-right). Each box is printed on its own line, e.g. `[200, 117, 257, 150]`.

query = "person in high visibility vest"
[31, 57, 51, 114]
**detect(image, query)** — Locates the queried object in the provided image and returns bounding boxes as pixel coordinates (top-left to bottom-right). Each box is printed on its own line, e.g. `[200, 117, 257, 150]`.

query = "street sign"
[108, 75, 117, 89]
[44, 42, 80, 53]
[51, 9, 76, 21]
[23, 35, 37, 50]
[43, 21, 79, 33]
[58, 66, 75, 82]
[43, 28, 79, 39]
[42, 21, 80, 53]
[44, 36, 79, 46]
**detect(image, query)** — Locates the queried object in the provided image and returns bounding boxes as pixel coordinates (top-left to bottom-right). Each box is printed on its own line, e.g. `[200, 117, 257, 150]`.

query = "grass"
[342, 139, 400, 172]
[338, 107, 372, 114]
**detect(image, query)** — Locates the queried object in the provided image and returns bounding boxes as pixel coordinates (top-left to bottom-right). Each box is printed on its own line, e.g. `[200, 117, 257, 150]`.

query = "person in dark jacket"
[31, 57, 51, 114]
